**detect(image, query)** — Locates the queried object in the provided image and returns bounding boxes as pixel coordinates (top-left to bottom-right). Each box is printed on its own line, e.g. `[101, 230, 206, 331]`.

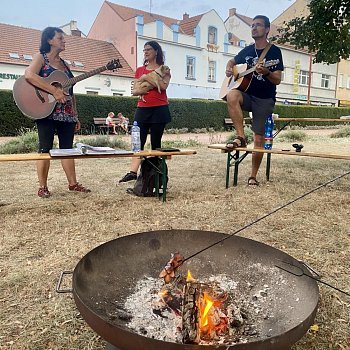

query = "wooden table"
[0, 149, 197, 202]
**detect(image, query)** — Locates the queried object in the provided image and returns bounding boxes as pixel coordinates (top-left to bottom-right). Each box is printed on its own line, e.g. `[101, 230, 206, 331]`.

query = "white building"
[88, 1, 338, 105]
[0, 22, 134, 96]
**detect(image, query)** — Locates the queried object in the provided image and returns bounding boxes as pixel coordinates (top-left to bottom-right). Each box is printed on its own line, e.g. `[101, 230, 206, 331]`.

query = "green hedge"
[1, 89, 350, 136]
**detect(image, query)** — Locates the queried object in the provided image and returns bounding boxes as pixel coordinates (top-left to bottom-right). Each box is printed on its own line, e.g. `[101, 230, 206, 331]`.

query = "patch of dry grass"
[0, 133, 349, 350]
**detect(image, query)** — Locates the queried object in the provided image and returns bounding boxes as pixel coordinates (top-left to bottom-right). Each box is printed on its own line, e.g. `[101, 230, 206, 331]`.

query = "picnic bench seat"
[208, 144, 350, 188]
[215, 117, 350, 187]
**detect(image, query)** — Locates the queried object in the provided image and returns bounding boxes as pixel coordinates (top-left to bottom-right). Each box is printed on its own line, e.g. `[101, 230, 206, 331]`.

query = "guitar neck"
[238, 66, 256, 79]
[62, 65, 108, 88]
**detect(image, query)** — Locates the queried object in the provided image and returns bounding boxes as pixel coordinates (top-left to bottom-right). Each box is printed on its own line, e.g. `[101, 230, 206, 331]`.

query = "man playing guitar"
[225, 15, 284, 186]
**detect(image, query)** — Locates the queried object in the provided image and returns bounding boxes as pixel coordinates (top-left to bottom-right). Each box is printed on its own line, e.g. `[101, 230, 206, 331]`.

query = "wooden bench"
[93, 117, 113, 134]
[208, 144, 350, 188]
[93, 117, 131, 135]
[224, 117, 252, 130]
[0, 149, 196, 202]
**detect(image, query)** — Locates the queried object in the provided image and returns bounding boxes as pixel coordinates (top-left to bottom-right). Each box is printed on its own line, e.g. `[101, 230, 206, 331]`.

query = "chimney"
[183, 13, 189, 20]
[71, 29, 82, 37]
[229, 8, 236, 17]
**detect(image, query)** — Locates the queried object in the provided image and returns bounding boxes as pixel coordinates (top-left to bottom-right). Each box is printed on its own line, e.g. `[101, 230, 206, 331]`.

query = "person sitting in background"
[117, 112, 129, 134]
[105, 112, 118, 134]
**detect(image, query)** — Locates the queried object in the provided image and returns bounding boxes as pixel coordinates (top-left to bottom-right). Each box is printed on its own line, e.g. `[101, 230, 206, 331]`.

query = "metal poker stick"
[181, 170, 350, 296]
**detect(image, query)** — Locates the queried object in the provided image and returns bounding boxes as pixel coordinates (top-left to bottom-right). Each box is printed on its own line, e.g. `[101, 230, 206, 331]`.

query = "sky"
[0, 0, 296, 35]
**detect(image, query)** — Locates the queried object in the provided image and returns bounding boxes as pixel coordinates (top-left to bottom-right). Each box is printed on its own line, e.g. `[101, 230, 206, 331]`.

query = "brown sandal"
[226, 136, 247, 150]
[248, 177, 260, 186]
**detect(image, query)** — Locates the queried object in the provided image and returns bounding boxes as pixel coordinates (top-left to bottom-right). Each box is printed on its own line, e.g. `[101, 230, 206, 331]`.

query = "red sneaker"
[68, 183, 91, 193]
[38, 186, 51, 198]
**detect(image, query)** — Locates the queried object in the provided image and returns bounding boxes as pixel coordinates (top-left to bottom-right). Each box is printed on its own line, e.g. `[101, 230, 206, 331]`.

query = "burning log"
[159, 252, 184, 283]
[181, 281, 201, 344]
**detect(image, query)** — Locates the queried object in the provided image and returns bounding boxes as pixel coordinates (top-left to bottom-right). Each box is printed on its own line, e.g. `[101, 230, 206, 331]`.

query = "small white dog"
[131, 65, 170, 101]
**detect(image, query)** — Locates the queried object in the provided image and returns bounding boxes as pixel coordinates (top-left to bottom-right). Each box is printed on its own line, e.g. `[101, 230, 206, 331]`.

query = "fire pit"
[63, 230, 319, 350]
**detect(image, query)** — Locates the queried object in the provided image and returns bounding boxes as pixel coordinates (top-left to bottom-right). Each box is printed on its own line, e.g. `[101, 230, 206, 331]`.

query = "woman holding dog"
[119, 41, 171, 183]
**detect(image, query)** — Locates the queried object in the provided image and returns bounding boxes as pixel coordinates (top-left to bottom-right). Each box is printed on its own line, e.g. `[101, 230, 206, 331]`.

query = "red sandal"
[38, 186, 51, 198]
[68, 183, 91, 193]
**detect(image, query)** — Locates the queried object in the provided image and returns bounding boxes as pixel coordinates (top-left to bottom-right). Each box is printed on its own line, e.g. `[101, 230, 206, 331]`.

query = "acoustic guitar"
[13, 59, 122, 120]
[219, 59, 280, 100]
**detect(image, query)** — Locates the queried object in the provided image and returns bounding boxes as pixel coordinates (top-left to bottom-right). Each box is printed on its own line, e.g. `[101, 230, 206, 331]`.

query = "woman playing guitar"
[24, 27, 90, 197]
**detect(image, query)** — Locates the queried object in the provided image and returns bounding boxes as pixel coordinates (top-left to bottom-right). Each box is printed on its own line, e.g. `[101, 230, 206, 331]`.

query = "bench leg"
[266, 153, 271, 181]
[161, 157, 167, 202]
[233, 151, 240, 187]
[225, 152, 231, 188]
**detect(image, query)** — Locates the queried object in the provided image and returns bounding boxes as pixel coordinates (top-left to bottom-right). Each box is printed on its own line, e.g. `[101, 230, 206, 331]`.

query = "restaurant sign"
[0, 73, 21, 80]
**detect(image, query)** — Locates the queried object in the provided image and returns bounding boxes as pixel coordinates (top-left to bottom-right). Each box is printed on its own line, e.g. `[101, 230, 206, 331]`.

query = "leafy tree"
[276, 0, 350, 64]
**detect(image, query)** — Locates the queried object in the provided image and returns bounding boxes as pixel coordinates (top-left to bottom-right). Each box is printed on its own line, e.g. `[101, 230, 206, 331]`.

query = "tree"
[276, 0, 350, 64]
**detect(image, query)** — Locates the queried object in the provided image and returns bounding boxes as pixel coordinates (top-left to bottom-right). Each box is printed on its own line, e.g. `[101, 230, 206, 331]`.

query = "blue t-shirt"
[234, 44, 284, 99]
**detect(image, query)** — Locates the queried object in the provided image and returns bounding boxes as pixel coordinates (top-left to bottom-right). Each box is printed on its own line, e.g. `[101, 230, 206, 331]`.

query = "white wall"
[0, 63, 133, 97]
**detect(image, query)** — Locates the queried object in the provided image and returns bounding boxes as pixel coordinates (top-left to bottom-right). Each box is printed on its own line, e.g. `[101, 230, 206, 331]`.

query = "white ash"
[123, 263, 298, 345]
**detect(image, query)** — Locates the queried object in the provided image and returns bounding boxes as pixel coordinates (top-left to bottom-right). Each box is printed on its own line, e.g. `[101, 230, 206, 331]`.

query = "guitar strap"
[256, 42, 272, 64]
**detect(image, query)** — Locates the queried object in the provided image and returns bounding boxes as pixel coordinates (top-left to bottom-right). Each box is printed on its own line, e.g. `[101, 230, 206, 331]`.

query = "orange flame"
[200, 292, 214, 328]
[186, 270, 195, 282]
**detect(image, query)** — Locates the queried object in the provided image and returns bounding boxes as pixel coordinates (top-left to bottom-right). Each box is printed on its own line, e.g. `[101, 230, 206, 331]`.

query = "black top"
[234, 43, 284, 99]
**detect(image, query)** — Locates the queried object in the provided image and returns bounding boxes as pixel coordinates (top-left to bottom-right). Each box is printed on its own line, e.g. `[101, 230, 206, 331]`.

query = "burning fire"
[200, 292, 214, 328]
[186, 270, 195, 282]
[184, 271, 228, 340]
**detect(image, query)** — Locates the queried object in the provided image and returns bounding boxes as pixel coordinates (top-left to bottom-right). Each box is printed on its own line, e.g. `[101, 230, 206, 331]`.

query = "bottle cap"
[133, 121, 137, 126]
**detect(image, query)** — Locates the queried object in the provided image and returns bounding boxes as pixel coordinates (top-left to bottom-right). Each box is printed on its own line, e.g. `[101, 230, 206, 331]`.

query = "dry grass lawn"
[0, 132, 349, 350]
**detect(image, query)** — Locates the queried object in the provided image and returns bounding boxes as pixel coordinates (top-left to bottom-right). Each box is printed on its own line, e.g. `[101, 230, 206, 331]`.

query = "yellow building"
[273, 0, 350, 106]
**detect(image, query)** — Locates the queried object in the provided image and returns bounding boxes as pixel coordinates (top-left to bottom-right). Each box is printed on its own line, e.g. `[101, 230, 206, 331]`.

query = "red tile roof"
[105, 1, 203, 36]
[0, 23, 134, 78]
[106, 1, 178, 28]
[180, 14, 203, 35]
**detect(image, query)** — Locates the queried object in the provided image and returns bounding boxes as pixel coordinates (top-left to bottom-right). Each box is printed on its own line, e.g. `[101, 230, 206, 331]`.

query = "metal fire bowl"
[72, 230, 319, 350]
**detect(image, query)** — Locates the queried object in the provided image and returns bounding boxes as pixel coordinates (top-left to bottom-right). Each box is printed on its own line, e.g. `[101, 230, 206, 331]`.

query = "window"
[23, 54, 33, 60]
[74, 61, 84, 67]
[186, 56, 195, 79]
[298, 70, 309, 86]
[208, 61, 216, 82]
[113, 93, 123, 96]
[347, 77, 350, 89]
[87, 91, 98, 95]
[338, 74, 343, 88]
[9, 53, 20, 59]
[208, 26, 217, 44]
[321, 74, 330, 88]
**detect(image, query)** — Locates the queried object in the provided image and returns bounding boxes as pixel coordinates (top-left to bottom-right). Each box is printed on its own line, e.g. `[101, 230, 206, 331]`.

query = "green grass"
[277, 130, 308, 142]
[161, 139, 201, 148]
[0, 128, 47, 154]
[76, 135, 128, 149]
[226, 126, 254, 145]
[330, 126, 350, 138]
[0, 131, 129, 154]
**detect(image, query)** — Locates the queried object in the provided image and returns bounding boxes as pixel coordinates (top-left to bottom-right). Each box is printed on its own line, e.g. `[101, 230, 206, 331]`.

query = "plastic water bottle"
[264, 114, 274, 150]
[131, 121, 141, 152]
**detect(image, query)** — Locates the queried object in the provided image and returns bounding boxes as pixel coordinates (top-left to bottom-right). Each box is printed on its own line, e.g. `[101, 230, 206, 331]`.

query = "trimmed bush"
[2, 89, 350, 136]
